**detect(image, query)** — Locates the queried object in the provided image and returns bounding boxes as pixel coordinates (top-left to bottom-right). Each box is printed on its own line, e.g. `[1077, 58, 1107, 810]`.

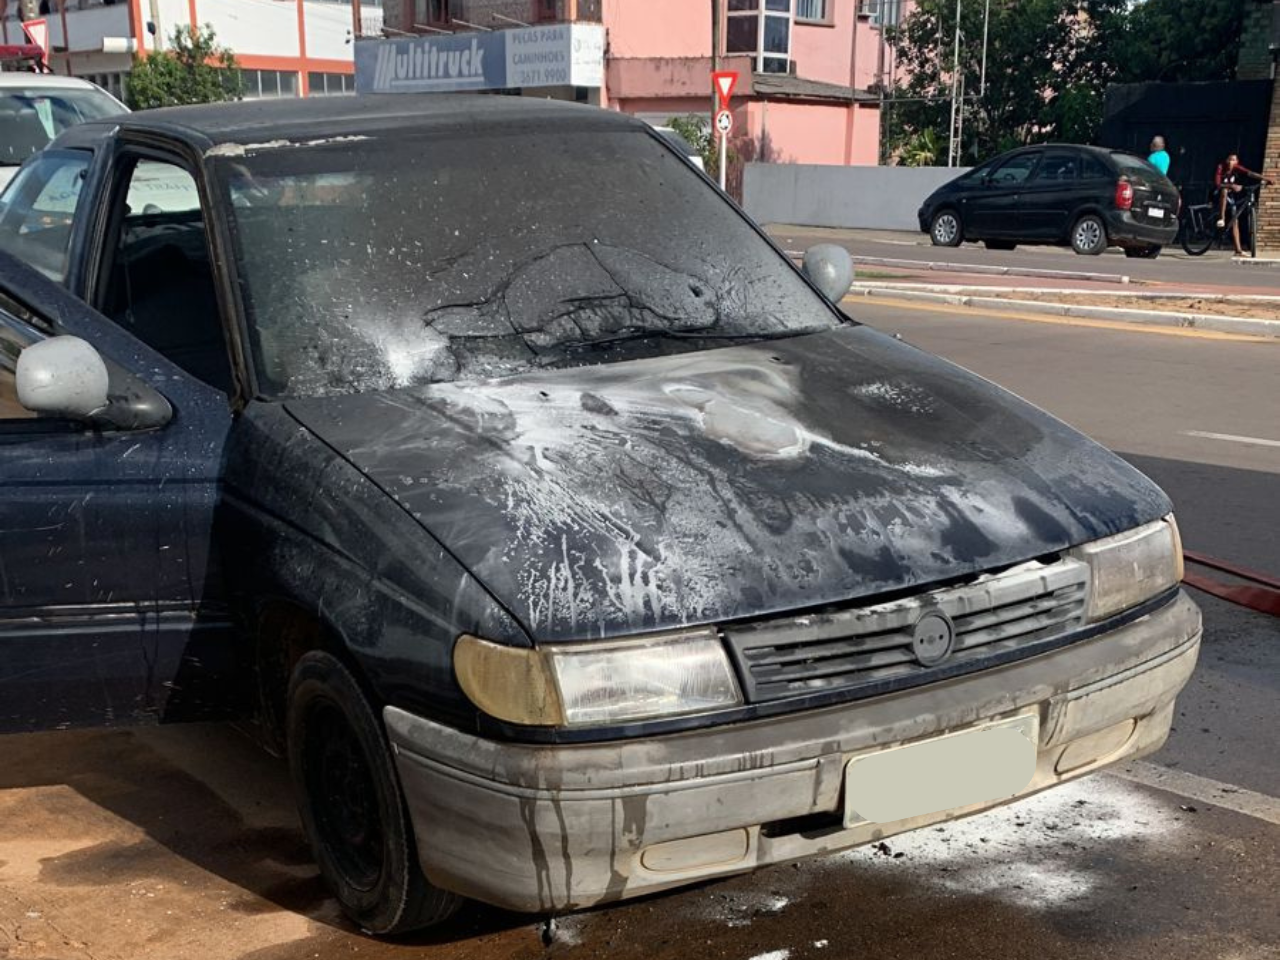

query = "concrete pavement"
[1, 300, 1277, 960]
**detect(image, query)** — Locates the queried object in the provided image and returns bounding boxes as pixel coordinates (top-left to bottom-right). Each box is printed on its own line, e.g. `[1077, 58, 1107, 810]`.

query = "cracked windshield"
[219, 128, 838, 397]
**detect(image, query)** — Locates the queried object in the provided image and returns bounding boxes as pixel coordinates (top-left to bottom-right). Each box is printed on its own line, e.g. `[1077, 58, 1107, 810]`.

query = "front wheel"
[1181, 215, 1217, 256]
[288, 652, 461, 934]
[930, 209, 963, 247]
[1070, 214, 1108, 255]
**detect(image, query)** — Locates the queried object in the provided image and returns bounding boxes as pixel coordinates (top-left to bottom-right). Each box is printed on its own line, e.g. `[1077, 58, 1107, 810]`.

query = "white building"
[0, 0, 383, 100]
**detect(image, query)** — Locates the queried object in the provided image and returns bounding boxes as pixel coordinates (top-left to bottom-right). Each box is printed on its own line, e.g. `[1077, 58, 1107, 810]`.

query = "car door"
[966, 150, 1042, 239]
[1017, 149, 1081, 240]
[0, 254, 237, 733]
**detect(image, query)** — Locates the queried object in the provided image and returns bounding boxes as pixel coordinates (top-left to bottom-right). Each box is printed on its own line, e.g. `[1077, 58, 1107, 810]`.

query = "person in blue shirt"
[1147, 136, 1171, 176]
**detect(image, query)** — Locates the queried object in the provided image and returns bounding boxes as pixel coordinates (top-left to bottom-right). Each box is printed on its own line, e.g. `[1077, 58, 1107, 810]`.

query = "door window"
[0, 313, 38, 421]
[99, 159, 233, 395]
[0, 151, 91, 283]
[1081, 154, 1111, 180]
[990, 153, 1040, 185]
[1032, 153, 1078, 183]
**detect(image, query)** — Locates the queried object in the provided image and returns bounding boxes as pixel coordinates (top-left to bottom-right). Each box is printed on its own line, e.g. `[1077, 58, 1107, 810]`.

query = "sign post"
[711, 70, 737, 192]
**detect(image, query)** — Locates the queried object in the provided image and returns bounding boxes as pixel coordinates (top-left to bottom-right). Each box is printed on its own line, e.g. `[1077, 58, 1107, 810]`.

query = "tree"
[125, 24, 243, 111]
[1107, 0, 1246, 85]
[885, 0, 1247, 164]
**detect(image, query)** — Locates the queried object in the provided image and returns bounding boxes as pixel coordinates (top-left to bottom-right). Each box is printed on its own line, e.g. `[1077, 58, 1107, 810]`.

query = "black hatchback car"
[918, 144, 1180, 258]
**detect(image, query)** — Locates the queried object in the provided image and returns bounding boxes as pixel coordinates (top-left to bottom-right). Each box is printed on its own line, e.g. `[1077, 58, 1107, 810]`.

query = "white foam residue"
[414, 350, 1047, 630]
[747, 951, 791, 960]
[690, 890, 795, 930]
[839, 775, 1182, 910]
[853, 380, 937, 414]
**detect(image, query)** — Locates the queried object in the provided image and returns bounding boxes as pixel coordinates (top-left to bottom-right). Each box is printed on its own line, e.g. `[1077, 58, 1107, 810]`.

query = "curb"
[845, 287, 1280, 338]
[786, 250, 1130, 285]
[849, 282, 1280, 302]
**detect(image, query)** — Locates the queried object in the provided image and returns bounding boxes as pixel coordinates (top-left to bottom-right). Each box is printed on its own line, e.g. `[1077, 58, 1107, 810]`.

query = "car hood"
[285, 326, 1170, 643]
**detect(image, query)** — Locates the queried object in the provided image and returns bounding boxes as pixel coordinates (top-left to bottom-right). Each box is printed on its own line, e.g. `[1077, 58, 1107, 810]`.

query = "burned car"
[0, 97, 1200, 933]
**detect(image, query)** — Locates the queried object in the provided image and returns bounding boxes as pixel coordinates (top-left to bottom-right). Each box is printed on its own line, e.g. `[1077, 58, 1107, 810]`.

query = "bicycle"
[1181, 183, 1262, 257]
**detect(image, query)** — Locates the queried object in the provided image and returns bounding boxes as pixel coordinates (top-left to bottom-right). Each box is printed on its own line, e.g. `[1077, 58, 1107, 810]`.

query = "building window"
[241, 69, 300, 100]
[415, 0, 450, 25]
[81, 71, 128, 101]
[307, 72, 355, 97]
[796, 0, 828, 23]
[725, 0, 792, 74]
[859, 0, 904, 28]
[534, 0, 557, 21]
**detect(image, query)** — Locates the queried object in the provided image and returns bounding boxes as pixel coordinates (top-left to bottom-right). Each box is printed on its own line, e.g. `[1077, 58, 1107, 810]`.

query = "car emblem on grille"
[912, 611, 956, 666]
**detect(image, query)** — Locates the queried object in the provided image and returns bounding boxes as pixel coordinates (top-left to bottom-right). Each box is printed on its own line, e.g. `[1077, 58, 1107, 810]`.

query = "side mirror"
[802, 243, 855, 303]
[16, 335, 172, 430]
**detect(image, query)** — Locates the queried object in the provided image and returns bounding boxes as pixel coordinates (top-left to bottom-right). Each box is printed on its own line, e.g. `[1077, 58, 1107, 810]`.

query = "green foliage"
[1109, 0, 1246, 84]
[667, 114, 737, 180]
[126, 24, 243, 111]
[900, 127, 942, 167]
[885, 0, 1246, 164]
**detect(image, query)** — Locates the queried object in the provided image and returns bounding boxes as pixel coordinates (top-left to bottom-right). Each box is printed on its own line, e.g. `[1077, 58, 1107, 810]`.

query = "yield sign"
[22, 19, 49, 60]
[712, 70, 738, 110]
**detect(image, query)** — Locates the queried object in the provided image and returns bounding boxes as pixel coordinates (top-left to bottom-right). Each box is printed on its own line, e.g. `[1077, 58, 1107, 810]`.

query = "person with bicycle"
[1216, 154, 1273, 256]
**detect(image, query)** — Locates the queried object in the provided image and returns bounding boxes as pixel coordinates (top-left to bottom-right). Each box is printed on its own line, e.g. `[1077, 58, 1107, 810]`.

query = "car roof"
[73, 94, 642, 150]
[0, 72, 107, 90]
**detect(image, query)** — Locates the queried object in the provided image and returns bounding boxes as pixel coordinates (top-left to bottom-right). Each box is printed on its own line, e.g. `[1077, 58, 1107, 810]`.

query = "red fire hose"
[1182, 550, 1280, 617]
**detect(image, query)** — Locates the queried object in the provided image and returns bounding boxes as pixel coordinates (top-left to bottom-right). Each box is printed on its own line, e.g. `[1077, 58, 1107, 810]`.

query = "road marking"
[1112, 761, 1280, 825]
[849, 295, 1279, 343]
[1182, 430, 1280, 449]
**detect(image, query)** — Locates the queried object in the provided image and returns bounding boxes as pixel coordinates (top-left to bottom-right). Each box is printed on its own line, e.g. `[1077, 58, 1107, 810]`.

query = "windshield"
[0, 88, 122, 167]
[1111, 152, 1163, 180]
[216, 127, 840, 398]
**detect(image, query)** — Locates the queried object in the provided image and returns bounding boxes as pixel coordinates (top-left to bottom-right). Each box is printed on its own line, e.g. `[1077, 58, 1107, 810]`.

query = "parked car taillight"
[1115, 179, 1134, 211]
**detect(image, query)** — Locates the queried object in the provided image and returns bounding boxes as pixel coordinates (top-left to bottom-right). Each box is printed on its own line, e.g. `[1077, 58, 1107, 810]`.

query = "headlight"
[1069, 515, 1182, 622]
[454, 628, 742, 727]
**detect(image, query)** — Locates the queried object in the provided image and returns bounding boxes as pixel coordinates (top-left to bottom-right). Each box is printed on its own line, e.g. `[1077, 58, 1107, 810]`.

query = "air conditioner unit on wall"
[858, 0, 881, 17]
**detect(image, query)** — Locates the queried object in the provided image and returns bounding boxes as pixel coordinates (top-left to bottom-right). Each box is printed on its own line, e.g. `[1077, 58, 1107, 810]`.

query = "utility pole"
[711, 0, 721, 115]
[947, 0, 961, 166]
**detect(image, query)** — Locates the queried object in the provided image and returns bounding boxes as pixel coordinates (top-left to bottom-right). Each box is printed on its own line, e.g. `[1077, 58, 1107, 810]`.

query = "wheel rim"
[933, 213, 958, 244]
[304, 701, 384, 892]
[1075, 219, 1102, 250]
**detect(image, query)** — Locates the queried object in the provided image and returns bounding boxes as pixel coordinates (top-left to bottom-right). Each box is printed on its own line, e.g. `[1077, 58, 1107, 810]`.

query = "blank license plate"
[844, 714, 1038, 826]
[1148, 207, 1166, 219]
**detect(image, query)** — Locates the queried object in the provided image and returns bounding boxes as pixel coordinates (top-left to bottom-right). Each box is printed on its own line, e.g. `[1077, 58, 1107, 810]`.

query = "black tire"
[1070, 214, 1107, 256]
[287, 651, 460, 934]
[984, 240, 1017, 251]
[1181, 217, 1216, 256]
[929, 209, 963, 247]
[1124, 245, 1161, 259]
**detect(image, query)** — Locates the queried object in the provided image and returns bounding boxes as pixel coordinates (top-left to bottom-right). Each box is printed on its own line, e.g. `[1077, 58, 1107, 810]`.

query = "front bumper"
[386, 591, 1201, 913]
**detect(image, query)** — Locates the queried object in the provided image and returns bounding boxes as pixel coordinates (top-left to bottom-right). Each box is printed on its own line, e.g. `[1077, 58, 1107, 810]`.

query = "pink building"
[371, 1, 911, 167]
[607, 0, 909, 167]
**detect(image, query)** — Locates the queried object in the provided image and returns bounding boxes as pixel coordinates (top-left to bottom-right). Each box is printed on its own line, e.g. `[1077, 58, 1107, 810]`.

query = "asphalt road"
[770, 226, 1280, 291]
[1, 302, 1277, 960]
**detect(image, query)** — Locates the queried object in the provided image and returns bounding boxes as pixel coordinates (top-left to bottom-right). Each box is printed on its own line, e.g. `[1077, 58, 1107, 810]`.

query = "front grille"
[724, 558, 1090, 703]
